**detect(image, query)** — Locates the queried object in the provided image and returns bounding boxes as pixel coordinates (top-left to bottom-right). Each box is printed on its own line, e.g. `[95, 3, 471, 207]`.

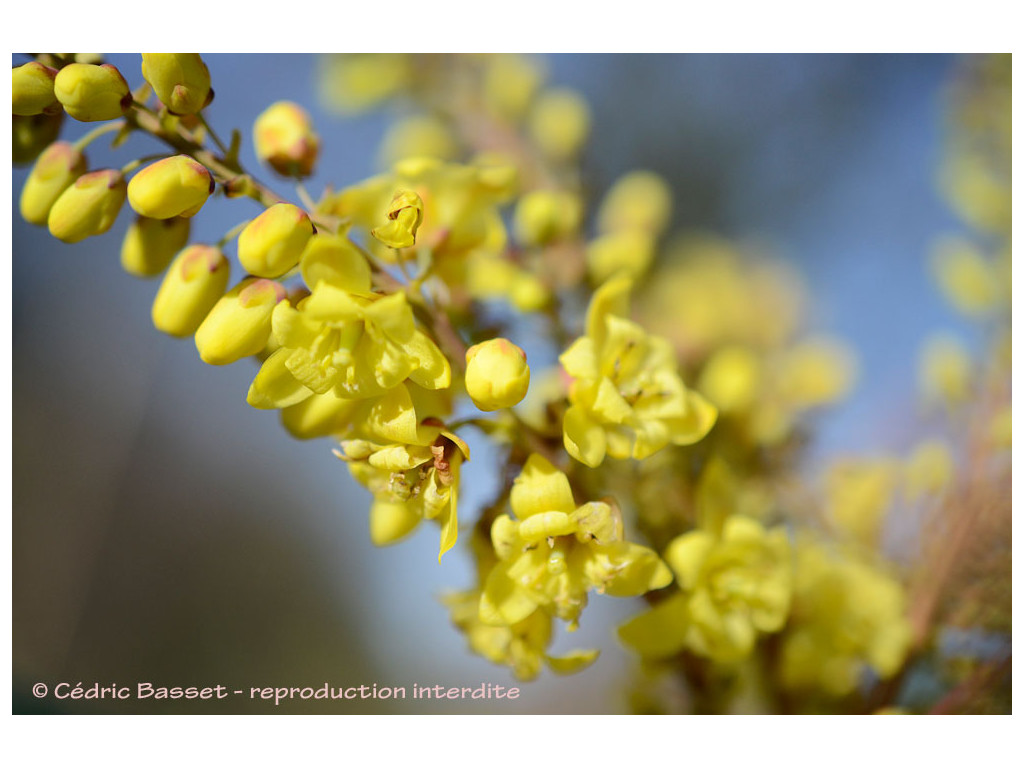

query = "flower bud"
[53, 63, 131, 122]
[141, 53, 212, 115]
[152, 245, 230, 337]
[237, 203, 315, 278]
[19, 141, 87, 226]
[371, 190, 423, 249]
[597, 171, 673, 236]
[128, 155, 214, 219]
[528, 88, 590, 160]
[465, 338, 531, 411]
[253, 101, 320, 177]
[120, 215, 191, 277]
[513, 190, 581, 247]
[47, 169, 126, 243]
[13, 62, 60, 116]
[13, 112, 64, 166]
[194, 278, 287, 365]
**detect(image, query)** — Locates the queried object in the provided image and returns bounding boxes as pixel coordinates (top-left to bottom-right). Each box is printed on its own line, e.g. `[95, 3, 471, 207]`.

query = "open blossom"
[560, 275, 717, 467]
[246, 235, 450, 409]
[619, 514, 792, 663]
[479, 454, 672, 631]
[338, 403, 468, 562]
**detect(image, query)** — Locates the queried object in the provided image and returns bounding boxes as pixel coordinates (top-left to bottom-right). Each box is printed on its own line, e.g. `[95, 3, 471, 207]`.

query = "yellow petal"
[437, 454, 461, 562]
[369, 499, 421, 546]
[617, 593, 689, 659]
[562, 405, 607, 468]
[510, 454, 576, 519]
[247, 347, 312, 409]
[480, 564, 540, 626]
[545, 648, 600, 675]
[663, 531, 714, 590]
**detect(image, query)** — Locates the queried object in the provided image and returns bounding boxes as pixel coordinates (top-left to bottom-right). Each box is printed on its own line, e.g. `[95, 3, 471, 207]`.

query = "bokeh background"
[12, 53, 971, 713]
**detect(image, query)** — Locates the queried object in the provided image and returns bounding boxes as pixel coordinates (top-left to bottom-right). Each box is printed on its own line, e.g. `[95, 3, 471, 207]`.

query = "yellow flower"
[127, 155, 214, 219]
[779, 538, 911, 697]
[339, 404, 469, 561]
[479, 454, 672, 631]
[919, 333, 972, 408]
[445, 594, 598, 681]
[47, 169, 126, 243]
[560, 276, 717, 467]
[253, 101, 320, 177]
[370, 190, 423, 249]
[378, 115, 457, 167]
[585, 230, 656, 283]
[13, 112, 64, 166]
[464, 338, 531, 411]
[141, 53, 212, 116]
[619, 514, 792, 663]
[245, 246, 450, 408]
[826, 458, 900, 549]
[930, 235, 1001, 317]
[903, 439, 954, 502]
[20, 141, 87, 226]
[53, 63, 132, 122]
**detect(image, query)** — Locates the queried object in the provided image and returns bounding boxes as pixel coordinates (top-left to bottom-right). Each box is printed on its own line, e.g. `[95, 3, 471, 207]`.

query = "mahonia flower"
[120, 215, 190, 277]
[560, 275, 717, 467]
[338, 411, 468, 561]
[247, 278, 450, 408]
[619, 514, 792, 663]
[253, 101, 320, 177]
[47, 169, 126, 243]
[445, 593, 598, 681]
[779, 537, 911, 697]
[479, 454, 672, 631]
[329, 158, 512, 273]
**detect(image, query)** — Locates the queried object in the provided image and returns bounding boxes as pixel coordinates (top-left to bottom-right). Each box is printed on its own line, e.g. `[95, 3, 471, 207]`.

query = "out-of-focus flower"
[560, 275, 717, 467]
[253, 101, 320, 177]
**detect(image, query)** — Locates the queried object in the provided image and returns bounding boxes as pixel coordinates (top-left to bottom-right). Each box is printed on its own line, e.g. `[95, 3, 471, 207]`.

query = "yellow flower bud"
[465, 338, 531, 411]
[128, 155, 214, 219]
[140, 53, 212, 116]
[528, 88, 590, 160]
[152, 245, 230, 337]
[597, 171, 673, 236]
[513, 190, 581, 246]
[253, 101, 320, 177]
[195, 278, 287, 365]
[585, 230, 656, 283]
[237, 203, 315, 278]
[12, 62, 60, 116]
[19, 141, 87, 226]
[379, 115, 456, 167]
[13, 112, 64, 166]
[120, 215, 191, 277]
[47, 169, 126, 243]
[371, 190, 423, 249]
[53, 63, 131, 122]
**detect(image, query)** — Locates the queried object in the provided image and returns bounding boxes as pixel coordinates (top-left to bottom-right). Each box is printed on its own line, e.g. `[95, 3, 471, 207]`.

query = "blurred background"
[12, 53, 970, 713]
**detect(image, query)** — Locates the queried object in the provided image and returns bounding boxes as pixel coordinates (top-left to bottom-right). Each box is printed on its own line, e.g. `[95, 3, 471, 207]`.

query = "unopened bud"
[528, 88, 590, 160]
[465, 338, 531, 411]
[13, 112, 64, 166]
[53, 63, 131, 122]
[20, 141, 87, 226]
[141, 53, 212, 116]
[597, 171, 673, 236]
[237, 203, 315, 278]
[121, 215, 191, 277]
[194, 278, 287, 365]
[47, 169, 126, 243]
[253, 101, 320, 177]
[128, 154, 214, 219]
[152, 245, 230, 337]
[514, 190, 581, 246]
[13, 62, 60, 116]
